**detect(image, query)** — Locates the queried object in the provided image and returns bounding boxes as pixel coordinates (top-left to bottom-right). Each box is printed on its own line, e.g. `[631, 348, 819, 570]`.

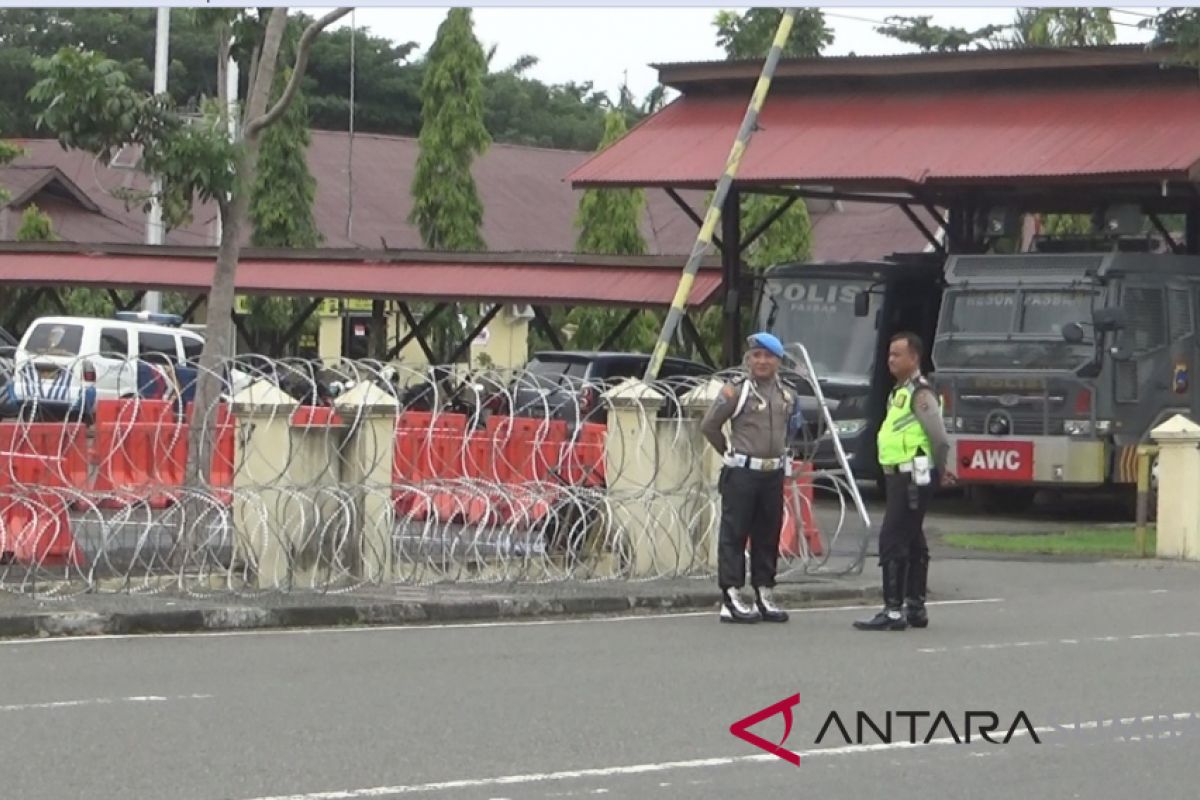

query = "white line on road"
[917, 631, 1200, 654]
[0, 693, 213, 712]
[0, 598, 1006, 646]
[238, 710, 1194, 800]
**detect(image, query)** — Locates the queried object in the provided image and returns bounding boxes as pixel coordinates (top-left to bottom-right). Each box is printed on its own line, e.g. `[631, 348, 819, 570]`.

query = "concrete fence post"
[1151, 414, 1200, 561]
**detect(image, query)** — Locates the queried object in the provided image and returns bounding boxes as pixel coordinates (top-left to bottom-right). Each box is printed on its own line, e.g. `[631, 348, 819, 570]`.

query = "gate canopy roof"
[569, 46, 1200, 197]
[0, 243, 723, 309]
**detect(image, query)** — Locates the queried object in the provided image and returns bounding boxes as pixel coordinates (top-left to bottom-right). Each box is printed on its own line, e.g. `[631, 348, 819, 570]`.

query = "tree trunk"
[216, 26, 230, 114]
[178, 7, 352, 565]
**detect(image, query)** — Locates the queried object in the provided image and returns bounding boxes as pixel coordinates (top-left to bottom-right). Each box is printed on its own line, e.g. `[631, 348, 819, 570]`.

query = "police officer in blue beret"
[701, 332, 805, 623]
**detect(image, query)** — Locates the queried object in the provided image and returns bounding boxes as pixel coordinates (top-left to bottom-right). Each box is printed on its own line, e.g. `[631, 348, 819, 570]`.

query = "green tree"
[0, 139, 20, 203]
[250, 67, 320, 250]
[714, 9, 833, 58]
[484, 56, 609, 151]
[246, 64, 322, 355]
[1011, 8, 1115, 46]
[28, 8, 351, 502]
[0, 10, 644, 151]
[1144, 9, 1200, 69]
[301, 19, 422, 135]
[873, 15, 1008, 52]
[15, 204, 56, 241]
[409, 9, 489, 251]
[565, 110, 660, 353]
[409, 9, 490, 362]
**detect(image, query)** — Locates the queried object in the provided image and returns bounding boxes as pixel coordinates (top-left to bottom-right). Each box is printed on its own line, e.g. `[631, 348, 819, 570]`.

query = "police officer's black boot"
[719, 587, 761, 624]
[904, 556, 929, 629]
[754, 586, 789, 623]
[853, 560, 908, 631]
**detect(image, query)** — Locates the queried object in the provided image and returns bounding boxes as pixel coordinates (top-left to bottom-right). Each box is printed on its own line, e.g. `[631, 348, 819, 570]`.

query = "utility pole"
[144, 6, 170, 314]
[642, 8, 797, 380]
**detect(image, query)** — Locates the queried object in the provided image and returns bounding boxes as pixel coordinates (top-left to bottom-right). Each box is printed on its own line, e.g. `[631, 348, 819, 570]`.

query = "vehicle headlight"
[1065, 420, 1112, 436]
[833, 419, 867, 437]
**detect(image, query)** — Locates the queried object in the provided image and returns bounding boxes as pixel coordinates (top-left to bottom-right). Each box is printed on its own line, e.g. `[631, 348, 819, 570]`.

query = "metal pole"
[1135, 445, 1156, 558]
[144, 6, 170, 314]
[642, 8, 796, 382]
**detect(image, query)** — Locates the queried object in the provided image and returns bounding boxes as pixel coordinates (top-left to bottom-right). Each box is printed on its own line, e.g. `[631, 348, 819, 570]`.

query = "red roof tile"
[1, 131, 930, 261]
[0, 244, 724, 309]
[568, 84, 1200, 189]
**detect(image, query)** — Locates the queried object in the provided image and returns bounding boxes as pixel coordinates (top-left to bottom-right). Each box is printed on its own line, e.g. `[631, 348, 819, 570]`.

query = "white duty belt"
[726, 453, 787, 472]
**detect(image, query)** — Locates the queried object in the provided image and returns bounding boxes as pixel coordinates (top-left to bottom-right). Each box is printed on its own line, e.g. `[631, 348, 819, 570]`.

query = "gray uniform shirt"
[700, 375, 793, 459]
[908, 377, 952, 474]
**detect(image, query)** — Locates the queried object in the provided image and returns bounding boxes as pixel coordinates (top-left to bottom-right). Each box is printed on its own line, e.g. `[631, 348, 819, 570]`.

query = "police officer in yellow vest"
[855, 332, 955, 631]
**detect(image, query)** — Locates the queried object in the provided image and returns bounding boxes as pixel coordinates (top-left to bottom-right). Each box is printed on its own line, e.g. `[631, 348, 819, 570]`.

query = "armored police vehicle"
[757, 255, 945, 483]
[931, 250, 1199, 512]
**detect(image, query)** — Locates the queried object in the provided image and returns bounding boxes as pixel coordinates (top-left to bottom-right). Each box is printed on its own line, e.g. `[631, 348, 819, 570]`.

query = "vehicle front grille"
[956, 414, 1064, 436]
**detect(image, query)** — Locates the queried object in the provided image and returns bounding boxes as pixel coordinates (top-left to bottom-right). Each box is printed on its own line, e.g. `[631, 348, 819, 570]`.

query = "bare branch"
[243, 8, 288, 135]
[246, 7, 352, 138]
[243, 40, 262, 129]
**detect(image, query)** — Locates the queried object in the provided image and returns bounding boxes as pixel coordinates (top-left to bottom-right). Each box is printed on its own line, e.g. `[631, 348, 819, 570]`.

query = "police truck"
[757, 255, 945, 485]
[931, 250, 1198, 513]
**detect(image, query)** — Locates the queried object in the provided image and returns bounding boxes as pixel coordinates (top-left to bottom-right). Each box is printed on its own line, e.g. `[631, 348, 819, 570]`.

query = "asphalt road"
[2, 557, 1198, 800]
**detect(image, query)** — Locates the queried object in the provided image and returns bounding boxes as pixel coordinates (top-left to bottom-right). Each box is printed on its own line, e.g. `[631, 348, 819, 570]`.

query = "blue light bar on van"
[114, 311, 183, 327]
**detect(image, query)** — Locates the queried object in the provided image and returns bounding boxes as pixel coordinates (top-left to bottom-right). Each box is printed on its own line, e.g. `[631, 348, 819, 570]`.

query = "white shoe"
[755, 587, 789, 623]
[720, 587, 761, 623]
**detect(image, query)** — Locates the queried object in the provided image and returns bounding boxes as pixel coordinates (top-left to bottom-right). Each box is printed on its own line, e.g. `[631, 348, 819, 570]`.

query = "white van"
[6, 313, 242, 418]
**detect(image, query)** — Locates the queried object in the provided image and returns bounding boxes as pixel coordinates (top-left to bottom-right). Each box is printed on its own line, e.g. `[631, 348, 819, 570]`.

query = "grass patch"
[942, 528, 1155, 558]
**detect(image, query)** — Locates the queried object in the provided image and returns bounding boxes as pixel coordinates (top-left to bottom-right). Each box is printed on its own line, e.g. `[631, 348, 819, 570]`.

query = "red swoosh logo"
[729, 693, 802, 766]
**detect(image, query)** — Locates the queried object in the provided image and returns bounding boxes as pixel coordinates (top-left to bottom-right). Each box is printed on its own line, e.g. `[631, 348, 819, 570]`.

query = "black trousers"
[718, 467, 784, 590]
[878, 472, 933, 565]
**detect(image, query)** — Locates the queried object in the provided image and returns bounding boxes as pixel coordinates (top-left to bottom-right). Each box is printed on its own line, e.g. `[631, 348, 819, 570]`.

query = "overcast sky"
[316, 6, 1157, 102]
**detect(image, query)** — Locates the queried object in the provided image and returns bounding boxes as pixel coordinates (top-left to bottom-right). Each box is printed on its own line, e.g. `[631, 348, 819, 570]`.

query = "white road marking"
[234, 705, 1200, 800]
[0, 598, 1006, 646]
[917, 631, 1200, 654]
[238, 711, 1200, 800]
[0, 693, 213, 712]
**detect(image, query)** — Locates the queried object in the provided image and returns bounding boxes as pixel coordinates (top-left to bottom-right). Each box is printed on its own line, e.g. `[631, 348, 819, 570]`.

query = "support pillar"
[721, 187, 742, 368]
[1187, 200, 1200, 255]
[602, 379, 675, 577]
[680, 379, 726, 570]
[1152, 414, 1200, 560]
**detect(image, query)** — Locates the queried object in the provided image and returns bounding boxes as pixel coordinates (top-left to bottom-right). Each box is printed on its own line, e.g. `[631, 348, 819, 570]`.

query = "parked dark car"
[509, 351, 715, 424]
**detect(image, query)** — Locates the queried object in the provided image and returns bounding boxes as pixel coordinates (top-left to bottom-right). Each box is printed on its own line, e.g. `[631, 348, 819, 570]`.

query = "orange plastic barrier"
[392, 412, 468, 519]
[392, 415, 604, 528]
[559, 423, 607, 488]
[781, 460, 823, 557]
[92, 400, 235, 508]
[0, 423, 89, 491]
[0, 492, 85, 568]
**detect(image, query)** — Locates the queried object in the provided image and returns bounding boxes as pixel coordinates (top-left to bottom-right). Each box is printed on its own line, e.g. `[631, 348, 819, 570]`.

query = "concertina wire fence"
[0, 349, 871, 598]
